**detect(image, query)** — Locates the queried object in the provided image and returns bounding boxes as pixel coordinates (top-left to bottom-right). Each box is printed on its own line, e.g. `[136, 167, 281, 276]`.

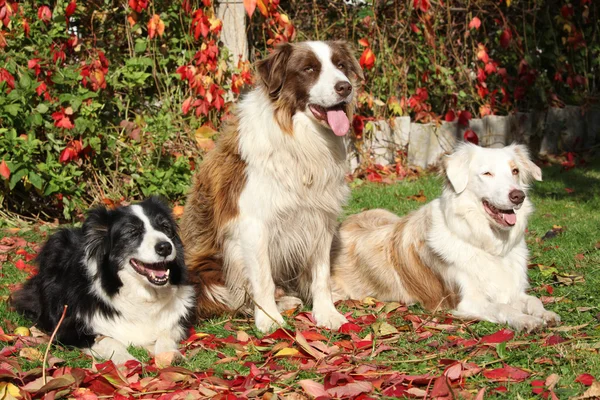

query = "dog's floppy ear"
[83, 206, 111, 262]
[331, 40, 364, 81]
[443, 143, 473, 194]
[256, 42, 293, 99]
[83, 206, 122, 296]
[512, 144, 542, 184]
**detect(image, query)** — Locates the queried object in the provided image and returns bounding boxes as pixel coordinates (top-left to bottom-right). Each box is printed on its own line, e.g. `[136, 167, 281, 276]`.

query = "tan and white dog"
[331, 143, 560, 332]
[181, 41, 363, 332]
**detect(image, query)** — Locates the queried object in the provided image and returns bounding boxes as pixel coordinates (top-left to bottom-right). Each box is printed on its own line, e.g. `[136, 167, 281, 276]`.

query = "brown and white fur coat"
[181, 41, 363, 332]
[331, 143, 561, 332]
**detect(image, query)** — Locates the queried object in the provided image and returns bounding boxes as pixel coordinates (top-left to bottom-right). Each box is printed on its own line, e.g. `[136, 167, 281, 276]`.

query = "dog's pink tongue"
[154, 270, 167, 278]
[503, 212, 517, 226]
[326, 109, 349, 136]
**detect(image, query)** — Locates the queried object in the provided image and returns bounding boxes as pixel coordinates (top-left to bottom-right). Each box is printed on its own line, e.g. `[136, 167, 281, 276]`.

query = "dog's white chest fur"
[236, 90, 349, 267]
[218, 89, 350, 330]
[89, 272, 194, 348]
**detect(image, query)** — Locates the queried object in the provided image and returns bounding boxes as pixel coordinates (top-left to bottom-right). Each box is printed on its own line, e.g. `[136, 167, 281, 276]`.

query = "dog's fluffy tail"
[187, 254, 232, 318]
[11, 278, 41, 322]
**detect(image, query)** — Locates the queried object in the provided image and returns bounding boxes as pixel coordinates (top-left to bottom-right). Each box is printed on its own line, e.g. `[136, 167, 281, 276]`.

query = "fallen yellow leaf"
[0, 382, 22, 399]
[274, 347, 300, 357]
[19, 347, 43, 362]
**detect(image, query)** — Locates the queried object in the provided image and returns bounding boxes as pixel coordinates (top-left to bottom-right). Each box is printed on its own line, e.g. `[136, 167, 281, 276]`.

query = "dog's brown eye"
[482, 172, 493, 177]
[512, 168, 519, 175]
[304, 66, 314, 73]
[337, 63, 345, 70]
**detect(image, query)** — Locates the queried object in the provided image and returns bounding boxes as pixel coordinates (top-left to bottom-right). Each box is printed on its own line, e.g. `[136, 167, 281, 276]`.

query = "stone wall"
[351, 106, 600, 170]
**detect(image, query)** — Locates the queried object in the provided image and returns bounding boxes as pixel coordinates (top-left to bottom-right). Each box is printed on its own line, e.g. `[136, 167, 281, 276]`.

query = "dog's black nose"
[509, 189, 525, 205]
[335, 81, 352, 97]
[155, 241, 172, 257]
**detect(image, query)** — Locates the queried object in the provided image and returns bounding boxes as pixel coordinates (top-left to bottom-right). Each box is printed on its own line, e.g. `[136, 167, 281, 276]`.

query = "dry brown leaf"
[19, 347, 43, 362]
[545, 373, 559, 391]
[549, 323, 589, 332]
[407, 189, 427, 202]
[572, 381, 600, 399]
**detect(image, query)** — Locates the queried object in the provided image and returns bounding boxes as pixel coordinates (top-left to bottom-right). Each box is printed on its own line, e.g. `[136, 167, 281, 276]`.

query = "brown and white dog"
[181, 41, 363, 332]
[331, 143, 561, 332]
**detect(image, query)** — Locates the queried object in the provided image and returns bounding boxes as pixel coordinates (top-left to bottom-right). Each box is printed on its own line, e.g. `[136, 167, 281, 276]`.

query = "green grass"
[1, 160, 599, 398]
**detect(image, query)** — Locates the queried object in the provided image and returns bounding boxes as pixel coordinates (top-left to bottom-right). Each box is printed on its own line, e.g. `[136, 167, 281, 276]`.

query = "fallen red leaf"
[14, 259, 37, 276]
[299, 379, 329, 398]
[327, 381, 373, 398]
[483, 365, 530, 382]
[481, 328, 514, 344]
[575, 374, 596, 386]
[338, 323, 362, 334]
[544, 334, 566, 346]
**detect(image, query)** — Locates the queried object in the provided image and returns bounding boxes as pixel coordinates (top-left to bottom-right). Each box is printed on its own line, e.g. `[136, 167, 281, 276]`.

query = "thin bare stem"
[42, 305, 68, 385]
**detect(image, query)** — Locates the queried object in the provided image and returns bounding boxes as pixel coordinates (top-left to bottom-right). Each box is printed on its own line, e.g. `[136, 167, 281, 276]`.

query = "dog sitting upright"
[12, 197, 195, 364]
[181, 41, 363, 333]
[331, 143, 560, 332]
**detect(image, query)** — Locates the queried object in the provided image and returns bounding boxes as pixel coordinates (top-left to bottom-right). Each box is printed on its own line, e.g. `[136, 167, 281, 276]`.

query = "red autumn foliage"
[65, 1, 77, 18]
[413, 0, 431, 13]
[575, 374, 595, 386]
[463, 129, 479, 145]
[0, 67, 15, 92]
[52, 108, 75, 130]
[458, 110, 472, 126]
[469, 16, 481, 29]
[59, 140, 84, 163]
[128, 0, 149, 13]
[37, 5, 52, 23]
[0, 159, 10, 180]
[500, 28, 512, 48]
[359, 47, 375, 70]
[480, 328, 514, 344]
[483, 365, 530, 382]
[148, 14, 165, 38]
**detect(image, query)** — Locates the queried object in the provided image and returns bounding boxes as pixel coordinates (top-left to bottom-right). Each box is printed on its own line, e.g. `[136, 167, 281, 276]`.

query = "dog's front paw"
[313, 309, 348, 331]
[539, 310, 561, 326]
[510, 315, 545, 333]
[109, 351, 139, 366]
[155, 350, 184, 367]
[254, 309, 285, 333]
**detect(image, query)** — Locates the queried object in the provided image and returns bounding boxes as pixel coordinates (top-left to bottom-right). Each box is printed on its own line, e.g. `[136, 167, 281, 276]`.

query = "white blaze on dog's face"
[445, 143, 542, 229]
[126, 205, 177, 286]
[256, 40, 364, 136]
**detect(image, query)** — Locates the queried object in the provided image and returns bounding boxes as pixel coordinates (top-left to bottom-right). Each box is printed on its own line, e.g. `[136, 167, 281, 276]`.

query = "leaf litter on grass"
[2, 162, 600, 400]
[1, 292, 595, 400]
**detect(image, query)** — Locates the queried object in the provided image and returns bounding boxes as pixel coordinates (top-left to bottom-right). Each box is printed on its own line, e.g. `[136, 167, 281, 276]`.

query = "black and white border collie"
[181, 41, 363, 332]
[12, 197, 195, 364]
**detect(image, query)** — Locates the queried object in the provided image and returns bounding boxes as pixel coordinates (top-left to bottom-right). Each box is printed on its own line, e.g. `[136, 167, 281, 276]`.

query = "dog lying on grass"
[331, 143, 560, 332]
[12, 197, 195, 364]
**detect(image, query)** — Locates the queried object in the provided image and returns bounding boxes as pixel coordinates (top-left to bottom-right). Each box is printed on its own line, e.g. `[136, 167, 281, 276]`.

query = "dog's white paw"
[155, 350, 184, 367]
[109, 351, 139, 366]
[254, 309, 285, 333]
[539, 310, 561, 326]
[313, 309, 348, 330]
[510, 315, 545, 333]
